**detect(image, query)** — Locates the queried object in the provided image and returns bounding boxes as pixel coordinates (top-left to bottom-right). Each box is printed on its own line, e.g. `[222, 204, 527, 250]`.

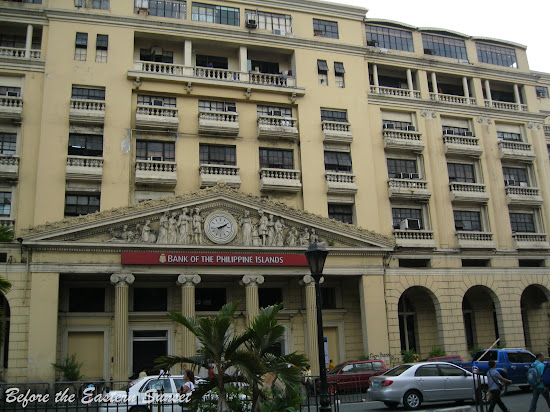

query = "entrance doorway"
[132, 330, 168, 376]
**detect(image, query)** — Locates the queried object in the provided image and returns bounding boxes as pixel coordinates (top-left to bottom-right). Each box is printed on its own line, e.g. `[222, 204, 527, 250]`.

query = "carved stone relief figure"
[177, 207, 189, 244]
[167, 212, 178, 244]
[252, 221, 261, 246]
[258, 210, 268, 246]
[285, 226, 297, 247]
[157, 212, 169, 244]
[239, 210, 252, 246]
[266, 214, 275, 246]
[310, 228, 319, 243]
[192, 207, 203, 244]
[299, 227, 310, 246]
[274, 218, 285, 247]
[141, 219, 156, 243]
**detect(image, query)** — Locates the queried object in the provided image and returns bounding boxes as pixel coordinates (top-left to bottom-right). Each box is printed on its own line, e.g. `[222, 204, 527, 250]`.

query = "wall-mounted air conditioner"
[504, 179, 516, 186]
[519, 181, 529, 187]
[270, 110, 282, 116]
[383, 123, 395, 130]
[463, 131, 473, 137]
[6, 91, 19, 97]
[455, 221, 465, 230]
[246, 19, 257, 29]
[400, 218, 421, 230]
[367, 40, 378, 47]
[149, 156, 163, 161]
[153, 99, 164, 106]
[136, 0, 149, 9]
[406, 125, 416, 132]
[273, 29, 286, 36]
[409, 173, 420, 179]
[396, 172, 410, 179]
[443, 129, 455, 135]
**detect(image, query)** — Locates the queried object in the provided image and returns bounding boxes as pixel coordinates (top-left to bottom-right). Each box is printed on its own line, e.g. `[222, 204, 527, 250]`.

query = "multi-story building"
[0, 0, 549, 383]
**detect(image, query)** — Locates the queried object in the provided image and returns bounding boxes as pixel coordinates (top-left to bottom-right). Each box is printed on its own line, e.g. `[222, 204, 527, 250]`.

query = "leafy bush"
[259, 385, 304, 412]
[469, 346, 482, 360]
[428, 346, 447, 358]
[401, 349, 416, 363]
[52, 354, 84, 381]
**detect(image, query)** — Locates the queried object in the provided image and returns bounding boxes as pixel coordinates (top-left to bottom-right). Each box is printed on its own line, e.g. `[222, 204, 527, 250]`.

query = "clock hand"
[216, 223, 228, 229]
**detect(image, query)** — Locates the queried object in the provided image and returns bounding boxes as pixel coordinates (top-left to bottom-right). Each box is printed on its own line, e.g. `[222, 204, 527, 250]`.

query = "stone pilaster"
[177, 274, 201, 357]
[303, 274, 319, 375]
[242, 275, 264, 325]
[110, 273, 134, 382]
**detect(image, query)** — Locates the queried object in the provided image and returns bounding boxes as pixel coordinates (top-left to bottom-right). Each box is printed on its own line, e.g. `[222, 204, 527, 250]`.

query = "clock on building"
[204, 211, 238, 244]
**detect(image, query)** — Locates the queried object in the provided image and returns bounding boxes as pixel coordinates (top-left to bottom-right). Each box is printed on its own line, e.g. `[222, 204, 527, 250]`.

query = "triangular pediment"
[21, 184, 394, 252]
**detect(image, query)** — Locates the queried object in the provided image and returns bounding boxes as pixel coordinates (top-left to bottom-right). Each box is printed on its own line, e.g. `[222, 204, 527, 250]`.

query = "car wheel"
[384, 401, 399, 408]
[403, 390, 422, 410]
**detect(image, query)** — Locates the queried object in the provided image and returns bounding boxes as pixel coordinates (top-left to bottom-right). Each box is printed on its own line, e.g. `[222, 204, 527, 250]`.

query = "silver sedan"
[368, 362, 487, 410]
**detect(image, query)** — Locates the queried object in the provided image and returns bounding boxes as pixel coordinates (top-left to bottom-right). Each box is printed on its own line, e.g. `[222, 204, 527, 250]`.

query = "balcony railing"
[456, 231, 495, 249]
[498, 140, 535, 161]
[135, 105, 179, 130]
[260, 168, 302, 192]
[198, 110, 239, 136]
[325, 172, 357, 195]
[249, 72, 295, 87]
[429, 92, 476, 105]
[383, 129, 424, 151]
[0, 47, 41, 60]
[0, 154, 19, 180]
[484, 101, 527, 111]
[505, 185, 543, 205]
[512, 233, 549, 250]
[69, 98, 106, 124]
[322, 121, 353, 143]
[393, 229, 436, 248]
[388, 178, 431, 200]
[449, 182, 489, 203]
[0, 218, 14, 229]
[66, 155, 104, 181]
[135, 159, 177, 186]
[195, 67, 241, 81]
[199, 164, 241, 188]
[0, 96, 23, 121]
[370, 86, 421, 99]
[257, 115, 298, 140]
[442, 134, 482, 157]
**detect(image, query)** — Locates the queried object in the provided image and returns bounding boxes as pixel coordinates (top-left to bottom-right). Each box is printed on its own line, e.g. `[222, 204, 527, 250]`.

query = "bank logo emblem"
[159, 253, 167, 264]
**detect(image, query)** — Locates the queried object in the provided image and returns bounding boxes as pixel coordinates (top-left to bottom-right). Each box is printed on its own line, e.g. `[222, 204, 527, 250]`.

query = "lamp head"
[305, 242, 329, 276]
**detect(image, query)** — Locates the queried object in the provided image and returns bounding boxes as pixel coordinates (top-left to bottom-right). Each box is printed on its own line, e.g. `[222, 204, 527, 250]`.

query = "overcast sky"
[330, 0, 549, 73]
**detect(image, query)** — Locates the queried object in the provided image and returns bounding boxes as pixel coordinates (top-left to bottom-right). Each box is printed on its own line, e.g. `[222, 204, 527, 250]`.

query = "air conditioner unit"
[367, 40, 378, 47]
[379, 48, 388, 53]
[519, 181, 529, 187]
[504, 179, 516, 186]
[150, 46, 163, 56]
[458, 59, 470, 65]
[400, 218, 421, 230]
[136, 0, 149, 7]
[6, 91, 19, 97]
[443, 129, 455, 135]
[273, 29, 286, 36]
[424, 48, 435, 55]
[455, 220, 465, 230]
[149, 156, 163, 161]
[396, 172, 410, 179]
[246, 19, 257, 29]
[270, 110, 282, 117]
[463, 131, 473, 137]
[399, 82, 409, 89]
[406, 125, 416, 132]
[313, 29, 323, 36]
[383, 123, 395, 130]
[410, 173, 420, 180]
[537, 91, 548, 98]
[152, 99, 164, 106]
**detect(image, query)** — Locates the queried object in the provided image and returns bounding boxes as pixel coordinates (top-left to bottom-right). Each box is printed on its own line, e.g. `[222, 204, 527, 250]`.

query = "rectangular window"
[365, 24, 414, 52]
[422, 34, 467, 60]
[192, 3, 239, 26]
[321, 109, 347, 122]
[68, 288, 105, 312]
[476, 43, 517, 68]
[245, 10, 292, 32]
[199, 144, 236, 165]
[447, 163, 475, 183]
[139, 48, 174, 63]
[453, 210, 481, 231]
[383, 120, 412, 131]
[317, 59, 328, 86]
[334, 62, 345, 88]
[321, 287, 337, 309]
[0, 33, 40, 49]
[72, 86, 105, 100]
[95, 34, 108, 63]
[136, 141, 175, 161]
[328, 204, 353, 224]
[259, 288, 283, 308]
[497, 131, 522, 142]
[502, 167, 528, 185]
[74, 32, 88, 61]
[0, 86, 21, 97]
[257, 106, 292, 118]
[0, 133, 16, 155]
[137, 95, 176, 107]
[134, 288, 168, 311]
[324, 151, 352, 172]
[198, 100, 236, 112]
[387, 158, 417, 178]
[143, 0, 186, 19]
[65, 194, 100, 216]
[68, 134, 103, 157]
[196, 288, 226, 311]
[442, 125, 470, 136]
[313, 18, 339, 39]
[392, 207, 423, 229]
[196, 54, 228, 69]
[509, 212, 535, 233]
[536, 86, 549, 98]
[76, 0, 109, 8]
[0, 192, 11, 216]
[259, 148, 294, 169]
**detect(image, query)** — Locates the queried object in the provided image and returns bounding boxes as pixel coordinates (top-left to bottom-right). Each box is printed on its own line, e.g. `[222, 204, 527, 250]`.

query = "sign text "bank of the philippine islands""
[121, 252, 308, 266]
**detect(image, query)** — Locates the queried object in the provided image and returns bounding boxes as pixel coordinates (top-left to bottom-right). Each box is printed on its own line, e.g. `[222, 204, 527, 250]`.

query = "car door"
[141, 378, 180, 411]
[505, 352, 523, 383]
[414, 364, 445, 401]
[337, 363, 355, 391]
[354, 362, 374, 391]
[438, 364, 472, 400]
[517, 352, 536, 384]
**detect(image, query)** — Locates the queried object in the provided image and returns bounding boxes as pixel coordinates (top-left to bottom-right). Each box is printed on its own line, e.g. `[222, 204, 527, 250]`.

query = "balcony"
[135, 159, 177, 186]
[383, 129, 424, 152]
[513, 233, 549, 250]
[393, 230, 436, 248]
[443, 135, 483, 157]
[0, 47, 41, 60]
[66, 156, 103, 182]
[369, 86, 421, 99]
[260, 168, 302, 192]
[0, 155, 19, 181]
[69, 98, 105, 124]
[325, 172, 357, 195]
[456, 231, 495, 249]
[322, 121, 353, 144]
[484, 101, 527, 112]
[505, 186, 543, 206]
[430, 92, 476, 106]
[199, 164, 241, 188]
[0, 95, 23, 122]
[135, 105, 179, 130]
[449, 182, 489, 203]
[257, 115, 298, 141]
[198, 110, 239, 137]
[388, 178, 431, 200]
[498, 141, 536, 162]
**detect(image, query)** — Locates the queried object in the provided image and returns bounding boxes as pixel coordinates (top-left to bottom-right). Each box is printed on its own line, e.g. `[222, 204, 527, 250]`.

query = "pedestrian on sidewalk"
[487, 359, 512, 412]
[528, 353, 550, 412]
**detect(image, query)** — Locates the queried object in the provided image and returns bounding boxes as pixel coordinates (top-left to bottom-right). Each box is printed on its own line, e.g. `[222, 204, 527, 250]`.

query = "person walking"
[529, 353, 550, 412]
[302, 365, 313, 396]
[179, 369, 195, 411]
[487, 359, 512, 412]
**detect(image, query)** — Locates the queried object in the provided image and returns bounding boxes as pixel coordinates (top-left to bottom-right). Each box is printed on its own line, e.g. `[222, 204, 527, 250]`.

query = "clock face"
[204, 212, 237, 244]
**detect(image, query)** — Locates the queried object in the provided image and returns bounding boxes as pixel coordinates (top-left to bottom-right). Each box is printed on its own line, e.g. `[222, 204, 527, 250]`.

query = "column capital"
[110, 273, 135, 286]
[301, 275, 323, 285]
[177, 274, 201, 286]
[241, 275, 264, 286]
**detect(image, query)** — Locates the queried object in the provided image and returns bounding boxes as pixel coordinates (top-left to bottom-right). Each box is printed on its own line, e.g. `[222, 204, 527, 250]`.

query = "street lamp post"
[305, 242, 331, 412]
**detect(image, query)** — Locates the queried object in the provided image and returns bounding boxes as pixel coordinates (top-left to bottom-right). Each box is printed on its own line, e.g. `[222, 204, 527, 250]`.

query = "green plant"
[428, 346, 447, 358]
[469, 346, 482, 360]
[401, 349, 416, 363]
[545, 337, 550, 347]
[0, 226, 13, 242]
[496, 341, 506, 349]
[259, 385, 304, 412]
[52, 354, 84, 381]
[357, 354, 370, 361]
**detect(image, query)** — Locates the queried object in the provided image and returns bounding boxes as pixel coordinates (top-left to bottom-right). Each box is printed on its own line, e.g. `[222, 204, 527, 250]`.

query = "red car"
[324, 360, 387, 393]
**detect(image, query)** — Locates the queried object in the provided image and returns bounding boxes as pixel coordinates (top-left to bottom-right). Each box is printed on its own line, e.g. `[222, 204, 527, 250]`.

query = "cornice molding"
[0, 6, 48, 24]
[0, 59, 45, 73]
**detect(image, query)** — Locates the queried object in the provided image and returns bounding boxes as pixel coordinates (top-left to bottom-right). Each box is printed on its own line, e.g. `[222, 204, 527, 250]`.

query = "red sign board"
[121, 252, 308, 266]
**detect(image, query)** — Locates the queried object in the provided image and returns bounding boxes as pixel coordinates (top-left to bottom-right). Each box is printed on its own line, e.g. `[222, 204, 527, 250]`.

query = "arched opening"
[521, 284, 550, 356]
[398, 286, 440, 357]
[462, 286, 500, 352]
[0, 294, 10, 374]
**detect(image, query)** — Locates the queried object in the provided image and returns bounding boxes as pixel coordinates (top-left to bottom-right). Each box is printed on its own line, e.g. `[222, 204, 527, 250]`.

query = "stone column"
[303, 274, 319, 374]
[110, 273, 135, 382]
[177, 274, 201, 357]
[372, 64, 379, 93]
[484, 79, 492, 105]
[513, 84, 521, 105]
[242, 275, 264, 325]
[239, 46, 249, 82]
[431, 72, 439, 100]
[25, 24, 33, 58]
[406, 68, 414, 95]
[462, 77, 470, 104]
[184, 39, 192, 66]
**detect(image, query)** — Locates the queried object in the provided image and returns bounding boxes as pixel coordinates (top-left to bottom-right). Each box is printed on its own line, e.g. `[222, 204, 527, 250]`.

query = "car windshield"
[119, 379, 140, 391]
[328, 363, 344, 374]
[383, 364, 412, 376]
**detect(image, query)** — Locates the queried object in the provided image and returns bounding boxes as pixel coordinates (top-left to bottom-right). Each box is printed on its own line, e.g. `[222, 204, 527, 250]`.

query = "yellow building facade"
[0, 0, 549, 383]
